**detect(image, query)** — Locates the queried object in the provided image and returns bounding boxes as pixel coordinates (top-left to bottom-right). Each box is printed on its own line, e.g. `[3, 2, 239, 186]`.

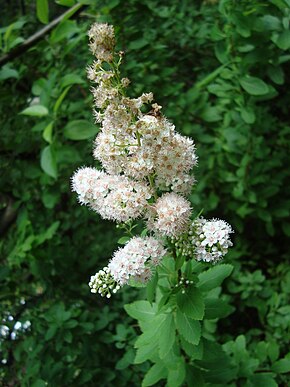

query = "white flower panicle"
[108, 237, 167, 285]
[70, 23, 234, 298]
[175, 218, 234, 262]
[72, 168, 152, 222]
[147, 193, 192, 238]
[88, 267, 120, 298]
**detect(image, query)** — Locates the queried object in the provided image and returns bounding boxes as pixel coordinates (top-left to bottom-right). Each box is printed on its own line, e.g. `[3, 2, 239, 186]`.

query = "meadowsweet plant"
[72, 23, 235, 385]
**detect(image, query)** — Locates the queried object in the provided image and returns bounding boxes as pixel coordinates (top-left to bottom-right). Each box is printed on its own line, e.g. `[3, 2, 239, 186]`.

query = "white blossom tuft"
[175, 218, 234, 262]
[108, 237, 167, 285]
[147, 193, 192, 237]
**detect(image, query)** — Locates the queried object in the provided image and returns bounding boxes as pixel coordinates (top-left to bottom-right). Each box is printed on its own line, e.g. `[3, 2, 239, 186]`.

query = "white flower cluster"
[147, 193, 192, 238]
[88, 23, 115, 62]
[108, 237, 167, 285]
[71, 23, 234, 298]
[71, 167, 152, 222]
[175, 218, 234, 263]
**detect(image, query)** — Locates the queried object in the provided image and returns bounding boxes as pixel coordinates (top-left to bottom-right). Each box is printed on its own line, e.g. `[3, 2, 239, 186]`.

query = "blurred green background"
[0, 0, 290, 385]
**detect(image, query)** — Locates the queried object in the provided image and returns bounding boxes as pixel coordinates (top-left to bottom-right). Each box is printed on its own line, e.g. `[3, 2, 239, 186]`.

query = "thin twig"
[0, 3, 85, 67]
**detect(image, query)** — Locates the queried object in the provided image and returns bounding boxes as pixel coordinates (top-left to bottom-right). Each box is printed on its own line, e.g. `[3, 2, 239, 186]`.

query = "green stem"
[148, 174, 158, 201]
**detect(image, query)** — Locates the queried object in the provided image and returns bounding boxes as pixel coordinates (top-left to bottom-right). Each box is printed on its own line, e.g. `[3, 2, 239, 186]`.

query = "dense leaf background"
[0, 0, 289, 385]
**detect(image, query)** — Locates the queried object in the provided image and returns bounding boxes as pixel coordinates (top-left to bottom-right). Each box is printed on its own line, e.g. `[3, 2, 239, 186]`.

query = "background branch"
[0, 3, 85, 67]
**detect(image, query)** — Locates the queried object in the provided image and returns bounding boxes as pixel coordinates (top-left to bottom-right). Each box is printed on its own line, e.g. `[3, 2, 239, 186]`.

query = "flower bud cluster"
[175, 276, 194, 294]
[88, 267, 120, 298]
[174, 218, 234, 263]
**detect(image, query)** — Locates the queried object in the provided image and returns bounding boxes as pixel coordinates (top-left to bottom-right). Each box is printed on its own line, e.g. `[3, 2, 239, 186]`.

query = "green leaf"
[45, 324, 58, 340]
[53, 86, 71, 113]
[0, 65, 19, 80]
[61, 73, 84, 88]
[196, 340, 238, 383]
[158, 313, 175, 358]
[272, 358, 290, 373]
[40, 145, 57, 178]
[117, 236, 130, 245]
[64, 120, 99, 140]
[50, 20, 79, 43]
[167, 360, 186, 387]
[31, 379, 47, 387]
[240, 76, 269, 95]
[240, 107, 256, 124]
[176, 286, 204, 320]
[142, 363, 167, 387]
[42, 121, 53, 144]
[124, 301, 156, 322]
[135, 341, 158, 364]
[20, 105, 49, 117]
[175, 309, 201, 345]
[36, 0, 49, 24]
[249, 373, 278, 387]
[197, 264, 233, 292]
[180, 336, 204, 359]
[204, 298, 234, 319]
[275, 30, 290, 50]
[146, 271, 158, 304]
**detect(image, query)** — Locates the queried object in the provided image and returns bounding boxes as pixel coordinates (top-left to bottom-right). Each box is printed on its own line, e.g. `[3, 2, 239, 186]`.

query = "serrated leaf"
[158, 314, 175, 359]
[142, 363, 167, 386]
[64, 120, 99, 140]
[180, 336, 204, 359]
[36, 0, 49, 24]
[240, 76, 269, 95]
[175, 309, 201, 345]
[124, 301, 157, 322]
[20, 105, 49, 117]
[204, 298, 234, 319]
[167, 360, 186, 387]
[135, 340, 158, 364]
[176, 286, 204, 320]
[40, 145, 57, 178]
[197, 264, 233, 292]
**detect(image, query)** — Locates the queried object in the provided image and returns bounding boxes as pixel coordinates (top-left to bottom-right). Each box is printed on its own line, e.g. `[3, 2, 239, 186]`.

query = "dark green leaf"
[64, 120, 99, 140]
[175, 309, 201, 345]
[142, 363, 167, 386]
[40, 145, 57, 178]
[36, 0, 49, 24]
[197, 264, 233, 291]
[158, 313, 175, 358]
[176, 286, 204, 320]
[204, 298, 234, 319]
[240, 76, 269, 95]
